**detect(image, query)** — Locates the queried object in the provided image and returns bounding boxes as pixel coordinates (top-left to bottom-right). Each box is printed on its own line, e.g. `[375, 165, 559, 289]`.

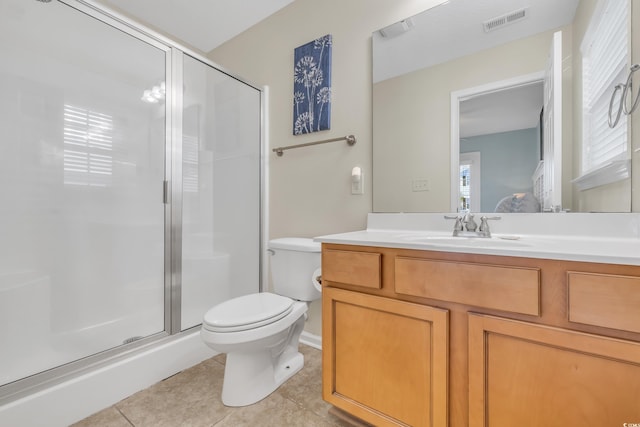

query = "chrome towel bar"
[272, 134, 356, 156]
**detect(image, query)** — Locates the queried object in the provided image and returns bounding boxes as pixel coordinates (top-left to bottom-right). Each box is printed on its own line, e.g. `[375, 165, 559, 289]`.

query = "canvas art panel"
[293, 34, 332, 134]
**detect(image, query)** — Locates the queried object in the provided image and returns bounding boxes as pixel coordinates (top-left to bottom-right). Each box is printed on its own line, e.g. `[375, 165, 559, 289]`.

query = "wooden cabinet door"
[322, 287, 449, 427]
[469, 313, 640, 427]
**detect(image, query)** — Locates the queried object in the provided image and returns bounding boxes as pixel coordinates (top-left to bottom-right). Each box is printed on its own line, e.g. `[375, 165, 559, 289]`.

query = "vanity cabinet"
[321, 248, 448, 427]
[468, 313, 640, 426]
[321, 243, 640, 427]
[322, 287, 448, 427]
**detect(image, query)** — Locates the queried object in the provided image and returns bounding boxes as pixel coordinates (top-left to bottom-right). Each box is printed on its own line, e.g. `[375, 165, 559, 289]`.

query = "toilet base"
[218, 312, 307, 407]
[221, 349, 304, 407]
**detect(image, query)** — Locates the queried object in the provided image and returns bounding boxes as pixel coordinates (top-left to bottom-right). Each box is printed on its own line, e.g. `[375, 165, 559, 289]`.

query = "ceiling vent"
[483, 7, 529, 33]
[379, 18, 414, 38]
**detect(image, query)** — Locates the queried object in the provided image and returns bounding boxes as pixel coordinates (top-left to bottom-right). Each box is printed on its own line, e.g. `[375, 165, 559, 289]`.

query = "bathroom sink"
[400, 234, 530, 248]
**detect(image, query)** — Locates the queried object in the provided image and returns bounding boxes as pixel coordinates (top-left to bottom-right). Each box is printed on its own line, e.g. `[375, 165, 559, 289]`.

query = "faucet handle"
[444, 215, 464, 231]
[479, 216, 501, 232]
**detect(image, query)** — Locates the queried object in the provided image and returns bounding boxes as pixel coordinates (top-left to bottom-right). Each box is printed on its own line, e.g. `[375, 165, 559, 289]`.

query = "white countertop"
[314, 213, 640, 266]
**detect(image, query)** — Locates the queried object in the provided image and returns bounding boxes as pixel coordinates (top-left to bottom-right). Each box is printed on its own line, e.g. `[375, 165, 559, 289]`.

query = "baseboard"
[300, 330, 322, 350]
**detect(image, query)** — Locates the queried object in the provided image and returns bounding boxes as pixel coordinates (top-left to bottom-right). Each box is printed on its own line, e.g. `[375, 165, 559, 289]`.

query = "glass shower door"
[0, 0, 167, 386]
[181, 55, 262, 329]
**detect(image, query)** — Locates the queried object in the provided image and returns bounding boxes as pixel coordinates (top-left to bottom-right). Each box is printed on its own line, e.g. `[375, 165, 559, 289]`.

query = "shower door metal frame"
[0, 0, 266, 404]
[168, 47, 183, 334]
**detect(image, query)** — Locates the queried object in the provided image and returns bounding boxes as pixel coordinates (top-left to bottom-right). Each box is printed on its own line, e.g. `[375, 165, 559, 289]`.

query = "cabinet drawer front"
[323, 249, 381, 289]
[395, 257, 540, 316]
[568, 271, 640, 333]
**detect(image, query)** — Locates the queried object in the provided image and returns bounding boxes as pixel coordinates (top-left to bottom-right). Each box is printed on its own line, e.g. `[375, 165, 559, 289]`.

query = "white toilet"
[200, 237, 321, 407]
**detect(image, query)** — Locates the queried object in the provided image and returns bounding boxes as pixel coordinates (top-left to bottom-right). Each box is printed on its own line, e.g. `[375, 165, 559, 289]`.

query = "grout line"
[116, 407, 136, 427]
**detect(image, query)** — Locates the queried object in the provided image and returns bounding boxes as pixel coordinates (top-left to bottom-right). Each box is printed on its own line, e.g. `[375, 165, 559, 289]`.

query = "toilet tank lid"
[268, 237, 320, 252]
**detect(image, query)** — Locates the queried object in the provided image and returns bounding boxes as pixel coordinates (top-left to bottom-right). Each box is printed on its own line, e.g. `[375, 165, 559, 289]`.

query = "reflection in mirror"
[457, 79, 543, 213]
[372, 0, 634, 213]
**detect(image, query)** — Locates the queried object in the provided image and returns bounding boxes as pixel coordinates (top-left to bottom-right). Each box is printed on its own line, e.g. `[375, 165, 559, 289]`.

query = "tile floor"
[72, 345, 355, 427]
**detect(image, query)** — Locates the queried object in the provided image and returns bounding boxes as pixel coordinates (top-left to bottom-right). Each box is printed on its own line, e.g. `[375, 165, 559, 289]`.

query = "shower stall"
[0, 0, 264, 421]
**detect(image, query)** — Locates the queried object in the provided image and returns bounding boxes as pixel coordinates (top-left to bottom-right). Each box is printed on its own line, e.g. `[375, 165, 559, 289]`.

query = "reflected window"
[183, 134, 199, 193]
[459, 164, 471, 212]
[63, 104, 113, 187]
[459, 151, 481, 212]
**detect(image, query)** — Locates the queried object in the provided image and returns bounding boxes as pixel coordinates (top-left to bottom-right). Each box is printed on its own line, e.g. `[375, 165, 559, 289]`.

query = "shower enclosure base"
[0, 330, 214, 427]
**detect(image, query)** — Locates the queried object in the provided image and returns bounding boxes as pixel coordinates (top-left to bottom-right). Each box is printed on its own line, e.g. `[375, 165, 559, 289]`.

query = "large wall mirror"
[373, 0, 637, 213]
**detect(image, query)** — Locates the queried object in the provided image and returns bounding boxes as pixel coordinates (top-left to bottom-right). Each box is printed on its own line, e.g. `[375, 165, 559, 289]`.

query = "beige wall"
[209, 0, 443, 335]
[209, 0, 639, 335]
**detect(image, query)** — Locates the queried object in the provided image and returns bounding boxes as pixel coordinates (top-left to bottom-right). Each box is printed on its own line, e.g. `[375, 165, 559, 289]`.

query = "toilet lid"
[202, 293, 294, 333]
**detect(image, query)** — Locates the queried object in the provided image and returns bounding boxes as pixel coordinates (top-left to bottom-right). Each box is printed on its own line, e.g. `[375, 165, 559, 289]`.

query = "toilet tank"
[268, 238, 321, 302]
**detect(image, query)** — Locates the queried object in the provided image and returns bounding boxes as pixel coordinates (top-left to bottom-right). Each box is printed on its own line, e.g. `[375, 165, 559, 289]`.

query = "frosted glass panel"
[0, 0, 166, 385]
[181, 55, 261, 329]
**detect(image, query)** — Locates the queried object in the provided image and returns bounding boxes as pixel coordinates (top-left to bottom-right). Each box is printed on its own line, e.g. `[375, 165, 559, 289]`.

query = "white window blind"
[63, 104, 113, 187]
[182, 134, 199, 193]
[581, 0, 629, 173]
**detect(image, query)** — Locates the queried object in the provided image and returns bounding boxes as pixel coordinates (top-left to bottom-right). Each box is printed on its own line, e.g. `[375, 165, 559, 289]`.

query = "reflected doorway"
[451, 72, 545, 212]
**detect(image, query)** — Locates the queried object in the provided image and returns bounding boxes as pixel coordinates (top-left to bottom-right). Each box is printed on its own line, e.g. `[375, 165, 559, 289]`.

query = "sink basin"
[400, 235, 530, 248]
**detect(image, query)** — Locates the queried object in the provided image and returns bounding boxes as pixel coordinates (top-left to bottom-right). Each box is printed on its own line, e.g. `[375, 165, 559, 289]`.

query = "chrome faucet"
[445, 214, 500, 237]
[463, 213, 478, 232]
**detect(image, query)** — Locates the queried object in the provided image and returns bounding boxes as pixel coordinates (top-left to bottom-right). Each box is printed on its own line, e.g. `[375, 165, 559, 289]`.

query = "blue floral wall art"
[293, 34, 332, 135]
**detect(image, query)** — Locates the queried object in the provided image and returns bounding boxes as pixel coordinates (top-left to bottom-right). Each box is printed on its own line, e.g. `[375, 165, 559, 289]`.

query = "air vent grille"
[483, 7, 529, 32]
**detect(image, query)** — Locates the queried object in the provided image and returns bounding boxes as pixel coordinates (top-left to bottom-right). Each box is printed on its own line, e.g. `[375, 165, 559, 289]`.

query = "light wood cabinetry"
[321, 243, 640, 427]
[322, 248, 382, 289]
[323, 287, 448, 427]
[468, 313, 640, 426]
[395, 256, 540, 316]
[568, 271, 640, 333]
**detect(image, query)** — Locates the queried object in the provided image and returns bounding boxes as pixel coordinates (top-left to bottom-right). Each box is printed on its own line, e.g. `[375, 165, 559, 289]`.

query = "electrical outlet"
[412, 179, 429, 192]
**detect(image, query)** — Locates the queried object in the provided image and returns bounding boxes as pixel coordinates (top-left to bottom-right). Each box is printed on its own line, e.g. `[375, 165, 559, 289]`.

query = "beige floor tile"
[213, 392, 334, 427]
[276, 346, 355, 427]
[279, 345, 333, 418]
[74, 344, 358, 427]
[212, 353, 226, 365]
[70, 406, 132, 427]
[115, 357, 231, 427]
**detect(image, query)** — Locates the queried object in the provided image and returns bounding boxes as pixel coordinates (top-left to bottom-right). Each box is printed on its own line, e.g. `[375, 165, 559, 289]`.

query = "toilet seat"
[203, 293, 294, 333]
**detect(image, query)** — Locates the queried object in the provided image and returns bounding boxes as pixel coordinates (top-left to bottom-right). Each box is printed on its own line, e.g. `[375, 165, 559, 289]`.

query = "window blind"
[63, 104, 114, 187]
[582, 0, 629, 173]
[182, 134, 199, 193]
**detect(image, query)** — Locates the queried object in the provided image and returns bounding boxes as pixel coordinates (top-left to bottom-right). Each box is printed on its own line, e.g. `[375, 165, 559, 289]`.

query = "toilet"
[200, 237, 321, 407]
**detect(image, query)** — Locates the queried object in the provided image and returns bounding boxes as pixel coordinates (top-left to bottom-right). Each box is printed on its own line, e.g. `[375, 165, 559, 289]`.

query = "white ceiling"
[459, 82, 544, 138]
[93, 0, 294, 53]
[373, 0, 579, 83]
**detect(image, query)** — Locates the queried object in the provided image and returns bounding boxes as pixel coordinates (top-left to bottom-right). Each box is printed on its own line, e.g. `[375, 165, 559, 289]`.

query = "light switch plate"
[412, 179, 429, 192]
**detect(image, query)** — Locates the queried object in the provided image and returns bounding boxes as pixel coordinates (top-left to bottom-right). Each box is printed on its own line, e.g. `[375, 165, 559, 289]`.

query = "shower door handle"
[163, 180, 169, 204]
